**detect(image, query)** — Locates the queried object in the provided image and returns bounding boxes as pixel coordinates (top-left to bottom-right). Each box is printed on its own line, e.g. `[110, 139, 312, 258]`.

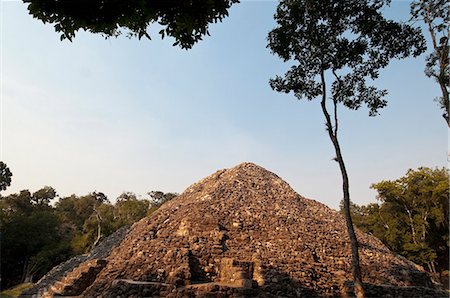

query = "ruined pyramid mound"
[41, 163, 444, 297]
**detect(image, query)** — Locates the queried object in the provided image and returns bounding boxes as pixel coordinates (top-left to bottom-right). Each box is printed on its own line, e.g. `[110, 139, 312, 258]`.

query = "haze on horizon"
[1, 1, 447, 209]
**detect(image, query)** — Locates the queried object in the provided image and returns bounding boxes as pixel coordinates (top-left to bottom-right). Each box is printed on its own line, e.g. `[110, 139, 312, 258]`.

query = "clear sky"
[1, 1, 447, 209]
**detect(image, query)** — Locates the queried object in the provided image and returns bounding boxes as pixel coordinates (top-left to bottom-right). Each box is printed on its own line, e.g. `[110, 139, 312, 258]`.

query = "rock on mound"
[41, 163, 444, 297]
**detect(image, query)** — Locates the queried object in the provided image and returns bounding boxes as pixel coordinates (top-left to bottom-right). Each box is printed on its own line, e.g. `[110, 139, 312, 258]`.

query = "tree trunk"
[21, 257, 29, 283]
[431, 261, 437, 274]
[405, 206, 418, 245]
[320, 70, 365, 298]
[91, 206, 102, 249]
[427, 262, 438, 282]
[20, 256, 34, 283]
[438, 76, 449, 127]
[427, 262, 433, 273]
[332, 134, 365, 298]
[421, 212, 428, 242]
[23, 272, 33, 283]
[425, 11, 449, 127]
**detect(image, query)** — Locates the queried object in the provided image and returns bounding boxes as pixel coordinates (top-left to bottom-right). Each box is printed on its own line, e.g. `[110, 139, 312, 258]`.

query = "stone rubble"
[43, 259, 108, 297]
[36, 163, 446, 297]
[20, 226, 130, 298]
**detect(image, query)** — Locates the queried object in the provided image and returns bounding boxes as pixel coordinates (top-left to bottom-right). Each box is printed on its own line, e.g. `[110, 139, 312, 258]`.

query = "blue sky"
[1, 1, 447, 209]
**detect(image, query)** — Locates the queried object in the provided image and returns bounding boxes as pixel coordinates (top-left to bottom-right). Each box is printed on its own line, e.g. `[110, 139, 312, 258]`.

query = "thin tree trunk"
[431, 261, 437, 274]
[422, 212, 428, 242]
[427, 262, 438, 282]
[91, 206, 102, 249]
[427, 262, 433, 272]
[21, 257, 29, 283]
[320, 70, 365, 298]
[438, 75, 449, 127]
[425, 11, 449, 127]
[23, 272, 33, 283]
[405, 206, 418, 245]
[24, 259, 40, 284]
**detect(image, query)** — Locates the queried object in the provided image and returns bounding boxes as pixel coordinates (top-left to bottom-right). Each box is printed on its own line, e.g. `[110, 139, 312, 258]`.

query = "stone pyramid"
[38, 163, 444, 297]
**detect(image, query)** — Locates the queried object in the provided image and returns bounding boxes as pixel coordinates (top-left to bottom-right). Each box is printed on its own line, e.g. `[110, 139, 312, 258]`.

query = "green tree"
[55, 192, 110, 254]
[23, 0, 239, 49]
[114, 192, 150, 227]
[371, 167, 449, 274]
[0, 188, 70, 288]
[31, 186, 57, 205]
[0, 161, 12, 192]
[411, 0, 449, 126]
[1, 187, 178, 289]
[267, 1, 425, 296]
[147, 190, 178, 213]
[73, 201, 116, 254]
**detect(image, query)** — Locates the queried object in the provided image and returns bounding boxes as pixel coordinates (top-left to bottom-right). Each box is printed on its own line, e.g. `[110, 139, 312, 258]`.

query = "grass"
[0, 283, 33, 298]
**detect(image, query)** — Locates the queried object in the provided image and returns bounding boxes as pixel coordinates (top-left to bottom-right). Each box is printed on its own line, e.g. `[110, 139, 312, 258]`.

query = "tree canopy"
[0, 188, 68, 287]
[0, 161, 12, 192]
[23, 0, 239, 49]
[268, 0, 425, 115]
[371, 167, 449, 273]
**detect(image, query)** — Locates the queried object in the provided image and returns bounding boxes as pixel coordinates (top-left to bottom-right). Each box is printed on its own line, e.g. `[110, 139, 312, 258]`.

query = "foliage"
[0, 188, 67, 288]
[345, 167, 449, 274]
[114, 192, 150, 228]
[371, 167, 449, 272]
[0, 161, 12, 192]
[411, 0, 449, 126]
[268, 0, 425, 115]
[267, 1, 425, 296]
[23, 0, 239, 49]
[56, 192, 106, 230]
[55, 192, 110, 254]
[148, 190, 178, 213]
[1, 187, 177, 290]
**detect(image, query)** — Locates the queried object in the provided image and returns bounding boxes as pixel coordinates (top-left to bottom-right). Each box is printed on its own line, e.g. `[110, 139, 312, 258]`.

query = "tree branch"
[331, 69, 341, 136]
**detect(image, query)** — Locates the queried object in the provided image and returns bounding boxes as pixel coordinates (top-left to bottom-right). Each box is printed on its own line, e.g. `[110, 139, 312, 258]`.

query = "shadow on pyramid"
[22, 163, 446, 297]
